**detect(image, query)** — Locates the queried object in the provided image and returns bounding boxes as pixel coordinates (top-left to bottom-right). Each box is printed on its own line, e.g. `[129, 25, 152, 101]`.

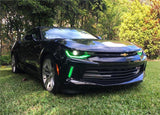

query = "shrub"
[0, 55, 11, 65]
[119, 0, 160, 59]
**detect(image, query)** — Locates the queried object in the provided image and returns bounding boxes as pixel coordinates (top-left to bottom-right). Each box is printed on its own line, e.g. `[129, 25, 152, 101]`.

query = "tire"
[41, 56, 60, 93]
[11, 54, 20, 73]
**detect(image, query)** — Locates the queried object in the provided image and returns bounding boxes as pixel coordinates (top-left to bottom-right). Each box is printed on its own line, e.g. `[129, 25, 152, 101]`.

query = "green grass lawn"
[0, 61, 160, 115]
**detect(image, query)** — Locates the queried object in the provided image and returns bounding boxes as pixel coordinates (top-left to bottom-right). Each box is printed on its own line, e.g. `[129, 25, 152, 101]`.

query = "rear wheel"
[42, 57, 59, 93]
[11, 54, 20, 73]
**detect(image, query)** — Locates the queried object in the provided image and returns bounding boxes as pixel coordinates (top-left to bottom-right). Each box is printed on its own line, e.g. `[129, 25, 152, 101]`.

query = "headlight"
[65, 49, 91, 59]
[137, 50, 143, 56]
[137, 49, 147, 61]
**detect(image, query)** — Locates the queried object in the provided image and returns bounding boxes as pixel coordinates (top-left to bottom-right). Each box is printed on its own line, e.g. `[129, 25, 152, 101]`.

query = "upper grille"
[94, 51, 137, 57]
[82, 65, 143, 85]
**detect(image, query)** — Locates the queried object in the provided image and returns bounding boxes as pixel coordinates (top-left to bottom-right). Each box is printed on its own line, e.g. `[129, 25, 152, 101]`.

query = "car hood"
[56, 39, 141, 52]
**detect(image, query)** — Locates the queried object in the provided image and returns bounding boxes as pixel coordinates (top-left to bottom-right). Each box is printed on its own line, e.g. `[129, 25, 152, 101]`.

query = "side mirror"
[97, 36, 102, 39]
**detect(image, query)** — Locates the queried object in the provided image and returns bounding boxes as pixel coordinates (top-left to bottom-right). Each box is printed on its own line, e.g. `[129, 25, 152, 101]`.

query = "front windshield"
[42, 28, 97, 39]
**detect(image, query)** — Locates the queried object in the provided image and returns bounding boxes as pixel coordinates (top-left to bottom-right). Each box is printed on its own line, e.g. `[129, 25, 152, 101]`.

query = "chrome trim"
[66, 79, 96, 85]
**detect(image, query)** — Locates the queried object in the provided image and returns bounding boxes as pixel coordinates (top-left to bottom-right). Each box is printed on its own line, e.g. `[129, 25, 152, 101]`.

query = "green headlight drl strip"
[68, 66, 74, 78]
[137, 50, 143, 56]
[65, 50, 90, 59]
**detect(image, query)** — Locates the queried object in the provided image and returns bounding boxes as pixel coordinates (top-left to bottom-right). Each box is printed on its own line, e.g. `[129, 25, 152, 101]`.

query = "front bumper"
[60, 55, 147, 86]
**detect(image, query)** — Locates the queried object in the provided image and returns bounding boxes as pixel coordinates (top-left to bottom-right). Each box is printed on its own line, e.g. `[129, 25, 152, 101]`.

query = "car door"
[18, 31, 33, 68]
[20, 28, 43, 73]
[25, 28, 43, 73]
[28, 28, 43, 73]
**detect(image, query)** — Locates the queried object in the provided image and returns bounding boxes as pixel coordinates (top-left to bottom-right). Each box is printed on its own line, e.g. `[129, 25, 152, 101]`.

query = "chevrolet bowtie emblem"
[121, 53, 128, 57]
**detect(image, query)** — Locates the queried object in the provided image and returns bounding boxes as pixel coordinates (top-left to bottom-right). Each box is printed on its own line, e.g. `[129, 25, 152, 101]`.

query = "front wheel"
[42, 57, 59, 93]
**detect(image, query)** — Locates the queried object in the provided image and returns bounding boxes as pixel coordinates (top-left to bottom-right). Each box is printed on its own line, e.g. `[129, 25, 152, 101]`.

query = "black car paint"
[11, 27, 147, 87]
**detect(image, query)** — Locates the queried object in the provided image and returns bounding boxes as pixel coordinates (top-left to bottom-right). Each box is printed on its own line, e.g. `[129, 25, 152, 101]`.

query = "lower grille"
[82, 65, 143, 84]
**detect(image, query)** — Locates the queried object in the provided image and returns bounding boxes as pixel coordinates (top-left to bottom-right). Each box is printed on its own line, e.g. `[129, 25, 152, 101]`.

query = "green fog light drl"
[68, 66, 74, 78]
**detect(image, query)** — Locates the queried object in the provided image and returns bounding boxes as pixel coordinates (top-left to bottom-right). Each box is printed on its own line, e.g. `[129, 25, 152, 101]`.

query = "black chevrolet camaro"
[11, 27, 147, 93]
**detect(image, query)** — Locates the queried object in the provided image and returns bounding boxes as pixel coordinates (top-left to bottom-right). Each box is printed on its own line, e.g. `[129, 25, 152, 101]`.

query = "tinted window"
[41, 28, 97, 39]
[23, 29, 40, 41]
[24, 35, 32, 41]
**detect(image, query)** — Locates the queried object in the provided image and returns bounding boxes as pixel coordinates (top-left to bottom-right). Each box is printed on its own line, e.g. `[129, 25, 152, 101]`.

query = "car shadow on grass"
[60, 82, 142, 96]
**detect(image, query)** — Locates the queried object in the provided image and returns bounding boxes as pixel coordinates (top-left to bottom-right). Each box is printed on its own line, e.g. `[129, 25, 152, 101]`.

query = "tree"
[95, 0, 128, 39]
[54, 0, 107, 35]
[0, 0, 128, 55]
[0, 0, 56, 42]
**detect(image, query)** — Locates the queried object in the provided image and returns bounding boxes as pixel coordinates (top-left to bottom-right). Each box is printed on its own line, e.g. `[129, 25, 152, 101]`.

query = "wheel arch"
[39, 48, 57, 73]
[11, 41, 20, 60]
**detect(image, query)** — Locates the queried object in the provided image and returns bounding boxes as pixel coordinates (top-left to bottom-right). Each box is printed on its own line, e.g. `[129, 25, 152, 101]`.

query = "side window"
[32, 33, 37, 40]
[32, 29, 40, 41]
[23, 30, 32, 41]
[23, 29, 40, 41]
[24, 34, 32, 41]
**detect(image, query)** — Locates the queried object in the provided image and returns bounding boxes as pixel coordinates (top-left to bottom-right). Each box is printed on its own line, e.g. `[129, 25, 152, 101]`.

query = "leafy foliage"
[96, 0, 128, 39]
[119, 0, 160, 58]
[0, 55, 11, 65]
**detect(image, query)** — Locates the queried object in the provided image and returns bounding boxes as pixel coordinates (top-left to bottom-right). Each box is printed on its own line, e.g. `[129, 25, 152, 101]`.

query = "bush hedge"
[119, 0, 160, 59]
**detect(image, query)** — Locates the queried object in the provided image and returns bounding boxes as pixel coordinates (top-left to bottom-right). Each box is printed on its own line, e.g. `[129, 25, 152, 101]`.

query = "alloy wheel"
[42, 59, 55, 91]
[11, 55, 16, 73]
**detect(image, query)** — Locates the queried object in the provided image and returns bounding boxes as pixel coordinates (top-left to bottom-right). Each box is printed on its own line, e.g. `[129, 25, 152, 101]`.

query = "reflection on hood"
[102, 42, 126, 47]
